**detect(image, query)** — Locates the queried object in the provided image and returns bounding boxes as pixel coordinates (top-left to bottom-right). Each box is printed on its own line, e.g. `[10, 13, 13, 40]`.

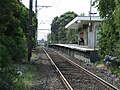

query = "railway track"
[43, 48, 119, 90]
[31, 48, 66, 90]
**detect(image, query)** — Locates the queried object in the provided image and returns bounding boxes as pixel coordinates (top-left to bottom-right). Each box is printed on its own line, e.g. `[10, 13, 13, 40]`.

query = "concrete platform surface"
[56, 44, 94, 52]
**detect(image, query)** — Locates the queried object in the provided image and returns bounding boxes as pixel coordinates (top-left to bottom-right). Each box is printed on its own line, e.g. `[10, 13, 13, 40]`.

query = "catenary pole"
[28, 0, 33, 61]
[35, 1, 51, 47]
[35, 0, 38, 47]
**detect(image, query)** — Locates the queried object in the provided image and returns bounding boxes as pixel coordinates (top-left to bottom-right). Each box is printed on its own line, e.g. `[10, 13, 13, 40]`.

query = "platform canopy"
[65, 16, 103, 29]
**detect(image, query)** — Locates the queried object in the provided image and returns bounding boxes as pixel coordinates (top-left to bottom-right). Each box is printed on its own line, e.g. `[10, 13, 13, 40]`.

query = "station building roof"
[65, 16, 103, 29]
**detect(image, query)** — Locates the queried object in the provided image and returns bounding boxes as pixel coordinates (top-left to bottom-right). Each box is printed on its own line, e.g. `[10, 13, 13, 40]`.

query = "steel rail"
[51, 49, 119, 90]
[43, 48, 73, 90]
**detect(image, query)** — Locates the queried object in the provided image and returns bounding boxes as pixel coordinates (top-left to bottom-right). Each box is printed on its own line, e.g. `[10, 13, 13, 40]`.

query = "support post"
[90, 0, 96, 50]
[89, 0, 96, 50]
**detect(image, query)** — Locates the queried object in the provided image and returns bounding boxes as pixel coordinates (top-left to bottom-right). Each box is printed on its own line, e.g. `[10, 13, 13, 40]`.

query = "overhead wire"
[49, 0, 63, 19]
[38, 0, 65, 29]
[37, 0, 53, 30]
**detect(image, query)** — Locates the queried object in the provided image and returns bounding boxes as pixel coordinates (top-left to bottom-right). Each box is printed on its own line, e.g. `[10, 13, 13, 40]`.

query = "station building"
[65, 16, 103, 49]
[49, 16, 103, 63]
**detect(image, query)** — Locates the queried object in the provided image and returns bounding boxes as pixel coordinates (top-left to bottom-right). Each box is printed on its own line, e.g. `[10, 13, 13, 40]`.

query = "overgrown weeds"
[13, 64, 35, 90]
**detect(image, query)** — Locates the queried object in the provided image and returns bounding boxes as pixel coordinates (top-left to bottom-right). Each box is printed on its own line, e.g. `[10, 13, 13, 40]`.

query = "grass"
[13, 64, 35, 90]
[13, 50, 38, 90]
[111, 68, 120, 76]
[110, 59, 120, 76]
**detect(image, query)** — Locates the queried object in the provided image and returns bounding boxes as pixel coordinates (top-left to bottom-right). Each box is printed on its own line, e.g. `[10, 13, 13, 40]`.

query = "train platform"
[55, 44, 94, 52]
[49, 44, 99, 63]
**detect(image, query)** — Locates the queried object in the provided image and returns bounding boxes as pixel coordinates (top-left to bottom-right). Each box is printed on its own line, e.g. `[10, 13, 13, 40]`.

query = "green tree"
[0, 0, 37, 89]
[66, 29, 78, 44]
[51, 16, 59, 43]
[16, 2, 37, 48]
[93, 0, 116, 18]
[50, 11, 77, 44]
[94, 0, 120, 59]
[0, 0, 25, 89]
[113, 2, 120, 58]
[47, 33, 51, 45]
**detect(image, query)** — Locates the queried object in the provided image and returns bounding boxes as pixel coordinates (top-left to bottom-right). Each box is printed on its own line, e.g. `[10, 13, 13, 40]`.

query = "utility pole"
[28, 0, 33, 61]
[35, 0, 37, 47]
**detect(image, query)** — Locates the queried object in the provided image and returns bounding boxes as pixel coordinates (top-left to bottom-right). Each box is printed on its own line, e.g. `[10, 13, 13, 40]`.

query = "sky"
[21, 0, 98, 40]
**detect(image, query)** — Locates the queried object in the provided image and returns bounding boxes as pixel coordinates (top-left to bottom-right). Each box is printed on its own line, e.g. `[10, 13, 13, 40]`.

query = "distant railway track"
[43, 48, 119, 90]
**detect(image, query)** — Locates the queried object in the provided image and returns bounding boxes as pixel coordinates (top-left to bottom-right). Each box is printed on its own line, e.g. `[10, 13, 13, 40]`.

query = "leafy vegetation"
[66, 29, 78, 44]
[94, 0, 120, 59]
[13, 64, 35, 90]
[111, 68, 120, 76]
[0, 0, 37, 89]
[94, 0, 120, 74]
[49, 11, 78, 44]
